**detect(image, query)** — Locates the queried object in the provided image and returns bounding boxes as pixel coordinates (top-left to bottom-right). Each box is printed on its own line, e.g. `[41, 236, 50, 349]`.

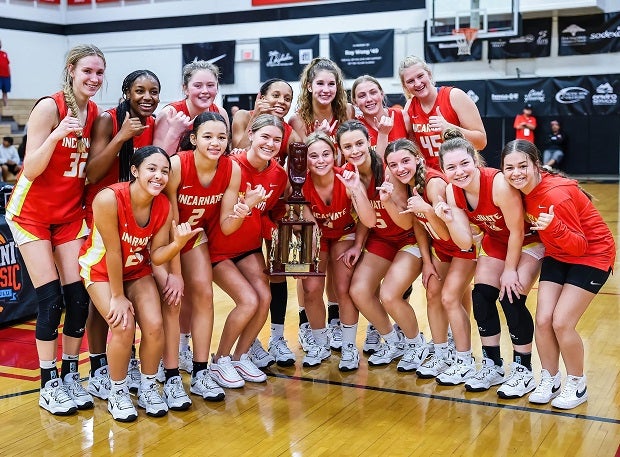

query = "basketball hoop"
[452, 27, 478, 55]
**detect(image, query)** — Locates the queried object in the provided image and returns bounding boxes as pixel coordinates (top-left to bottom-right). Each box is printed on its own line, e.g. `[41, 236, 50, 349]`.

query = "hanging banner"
[436, 80, 487, 117]
[558, 12, 620, 56]
[329, 29, 394, 79]
[489, 18, 551, 60]
[486, 77, 554, 117]
[260, 35, 319, 82]
[424, 22, 482, 63]
[551, 76, 593, 116]
[182, 41, 236, 85]
[587, 74, 619, 116]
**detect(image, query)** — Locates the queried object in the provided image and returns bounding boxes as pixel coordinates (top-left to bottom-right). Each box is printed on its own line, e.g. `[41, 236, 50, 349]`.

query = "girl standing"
[5, 45, 105, 416]
[501, 140, 615, 409]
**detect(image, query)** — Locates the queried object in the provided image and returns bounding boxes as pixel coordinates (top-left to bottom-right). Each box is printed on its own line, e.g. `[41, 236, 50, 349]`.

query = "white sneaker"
[268, 337, 296, 367]
[248, 339, 275, 369]
[465, 358, 505, 392]
[338, 342, 360, 372]
[497, 363, 535, 399]
[107, 387, 137, 422]
[298, 323, 315, 352]
[137, 382, 169, 417]
[127, 358, 141, 392]
[178, 349, 193, 374]
[231, 354, 267, 383]
[329, 321, 343, 351]
[551, 375, 588, 409]
[63, 372, 94, 409]
[363, 324, 381, 355]
[190, 369, 225, 401]
[155, 359, 166, 383]
[163, 375, 192, 411]
[436, 357, 477, 386]
[416, 352, 452, 379]
[368, 340, 405, 366]
[87, 366, 111, 400]
[397, 334, 430, 372]
[529, 369, 562, 404]
[39, 378, 78, 416]
[302, 343, 331, 367]
[208, 355, 245, 389]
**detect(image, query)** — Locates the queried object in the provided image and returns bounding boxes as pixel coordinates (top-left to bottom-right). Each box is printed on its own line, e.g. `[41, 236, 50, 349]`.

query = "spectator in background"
[542, 120, 567, 171]
[230, 105, 240, 117]
[514, 103, 537, 144]
[0, 136, 21, 181]
[0, 40, 10, 107]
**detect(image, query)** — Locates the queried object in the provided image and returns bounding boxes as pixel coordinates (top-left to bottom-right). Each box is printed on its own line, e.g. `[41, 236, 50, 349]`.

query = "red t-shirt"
[513, 114, 537, 142]
[0, 51, 10, 77]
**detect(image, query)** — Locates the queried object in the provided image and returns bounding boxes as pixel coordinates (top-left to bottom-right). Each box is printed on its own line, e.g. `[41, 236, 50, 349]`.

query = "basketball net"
[452, 27, 478, 55]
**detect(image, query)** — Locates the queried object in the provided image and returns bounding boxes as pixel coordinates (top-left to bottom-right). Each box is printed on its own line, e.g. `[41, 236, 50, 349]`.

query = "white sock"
[312, 327, 329, 347]
[270, 323, 284, 340]
[341, 323, 358, 344]
[179, 333, 191, 352]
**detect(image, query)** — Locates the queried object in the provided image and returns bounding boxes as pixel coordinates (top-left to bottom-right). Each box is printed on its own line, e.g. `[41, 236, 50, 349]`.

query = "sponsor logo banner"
[182, 41, 236, 85]
[489, 18, 551, 59]
[260, 35, 319, 81]
[559, 12, 620, 56]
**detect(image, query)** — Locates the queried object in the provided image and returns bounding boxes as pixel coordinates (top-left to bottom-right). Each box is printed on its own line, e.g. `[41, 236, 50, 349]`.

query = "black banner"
[329, 29, 394, 79]
[424, 22, 482, 63]
[436, 80, 487, 117]
[0, 215, 37, 326]
[486, 77, 555, 117]
[182, 41, 236, 85]
[587, 74, 620, 116]
[259, 35, 319, 82]
[559, 12, 620, 56]
[489, 18, 551, 60]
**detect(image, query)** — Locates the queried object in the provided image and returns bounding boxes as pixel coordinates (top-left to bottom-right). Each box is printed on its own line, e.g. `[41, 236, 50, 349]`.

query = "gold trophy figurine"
[268, 142, 324, 277]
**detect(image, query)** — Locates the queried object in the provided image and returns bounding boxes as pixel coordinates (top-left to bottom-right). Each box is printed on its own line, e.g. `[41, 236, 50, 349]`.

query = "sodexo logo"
[555, 86, 589, 104]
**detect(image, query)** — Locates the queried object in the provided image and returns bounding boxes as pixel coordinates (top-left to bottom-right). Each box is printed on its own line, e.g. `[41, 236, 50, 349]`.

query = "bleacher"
[0, 98, 35, 148]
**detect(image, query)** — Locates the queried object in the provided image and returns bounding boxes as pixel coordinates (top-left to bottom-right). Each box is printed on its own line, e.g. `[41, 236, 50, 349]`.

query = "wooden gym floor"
[0, 183, 618, 456]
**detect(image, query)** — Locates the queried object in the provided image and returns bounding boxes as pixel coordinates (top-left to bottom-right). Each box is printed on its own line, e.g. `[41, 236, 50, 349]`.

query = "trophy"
[268, 143, 324, 277]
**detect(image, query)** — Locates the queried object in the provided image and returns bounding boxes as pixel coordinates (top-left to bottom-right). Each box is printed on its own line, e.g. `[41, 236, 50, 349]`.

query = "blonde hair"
[398, 55, 433, 100]
[351, 74, 386, 107]
[182, 60, 220, 89]
[439, 128, 486, 168]
[62, 44, 106, 153]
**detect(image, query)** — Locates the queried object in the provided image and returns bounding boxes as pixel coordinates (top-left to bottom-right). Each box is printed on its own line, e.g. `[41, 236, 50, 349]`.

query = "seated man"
[542, 120, 567, 171]
[0, 136, 22, 181]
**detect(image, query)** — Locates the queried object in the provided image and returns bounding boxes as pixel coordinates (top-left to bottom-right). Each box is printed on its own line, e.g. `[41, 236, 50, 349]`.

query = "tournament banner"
[436, 80, 487, 117]
[182, 41, 236, 85]
[558, 12, 620, 56]
[0, 217, 37, 325]
[489, 18, 551, 60]
[329, 29, 394, 79]
[260, 35, 319, 82]
[486, 77, 554, 117]
[424, 22, 482, 64]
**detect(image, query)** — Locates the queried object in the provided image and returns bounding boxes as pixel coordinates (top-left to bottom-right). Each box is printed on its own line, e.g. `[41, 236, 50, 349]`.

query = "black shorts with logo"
[540, 256, 611, 294]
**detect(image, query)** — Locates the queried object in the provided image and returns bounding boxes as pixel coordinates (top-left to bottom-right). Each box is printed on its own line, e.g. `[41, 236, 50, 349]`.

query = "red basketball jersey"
[356, 107, 407, 146]
[407, 86, 459, 171]
[79, 182, 170, 283]
[302, 167, 357, 240]
[6, 92, 98, 225]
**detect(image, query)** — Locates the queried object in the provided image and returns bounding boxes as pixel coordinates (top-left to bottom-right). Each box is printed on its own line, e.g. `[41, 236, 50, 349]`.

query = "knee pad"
[62, 281, 90, 338]
[499, 294, 534, 345]
[35, 280, 64, 341]
[472, 283, 501, 337]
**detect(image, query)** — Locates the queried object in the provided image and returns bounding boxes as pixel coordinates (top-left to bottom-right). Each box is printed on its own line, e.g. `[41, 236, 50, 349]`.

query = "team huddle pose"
[8, 45, 614, 422]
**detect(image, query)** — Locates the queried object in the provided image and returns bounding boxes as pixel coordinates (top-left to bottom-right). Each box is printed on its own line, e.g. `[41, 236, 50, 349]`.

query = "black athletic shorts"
[540, 256, 611, 294]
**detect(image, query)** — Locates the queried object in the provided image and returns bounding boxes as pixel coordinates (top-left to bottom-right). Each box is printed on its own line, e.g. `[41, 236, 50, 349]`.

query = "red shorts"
[6, 215, 89, 247]
[365, 233, 419, 261]
[479, 234, 508, 260]
[432, 242, 477, 263]
[180, 229, 208, 254]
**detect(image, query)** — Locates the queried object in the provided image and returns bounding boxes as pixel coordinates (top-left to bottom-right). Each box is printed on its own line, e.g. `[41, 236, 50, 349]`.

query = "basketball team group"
[7, 44, 615, 422]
